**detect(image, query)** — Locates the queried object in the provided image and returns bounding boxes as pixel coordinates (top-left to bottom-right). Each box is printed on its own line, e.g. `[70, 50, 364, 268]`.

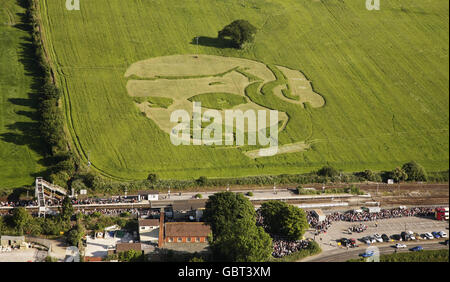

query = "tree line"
[23, 0, 78, 188]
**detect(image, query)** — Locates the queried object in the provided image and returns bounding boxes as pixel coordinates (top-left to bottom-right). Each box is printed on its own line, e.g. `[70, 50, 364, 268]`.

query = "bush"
[247, 192, 254, 197]
[196, 176, 208, 186]
[194, 193, 203, 199]
[317, 165, 339, 178]
[147, 173, 158, 183]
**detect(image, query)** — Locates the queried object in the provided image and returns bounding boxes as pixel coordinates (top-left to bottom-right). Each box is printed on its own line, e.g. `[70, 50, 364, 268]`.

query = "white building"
[138, 219, 160, 244]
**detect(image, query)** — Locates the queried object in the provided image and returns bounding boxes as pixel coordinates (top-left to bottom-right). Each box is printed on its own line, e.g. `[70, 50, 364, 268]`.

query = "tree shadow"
[0, 2, 51, 184]
[190, 36, 235, 49]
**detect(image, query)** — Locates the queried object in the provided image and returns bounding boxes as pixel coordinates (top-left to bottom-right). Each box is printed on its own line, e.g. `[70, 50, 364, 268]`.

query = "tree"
[204, 192, 272, 262]
[66, 224, 85, 247]
[196, 176, 208, 186]
[11, 207, 31, 235]
[260, 201, 309, 241]
[317, 165, 338, 178]
[203, 192, 256, 235]
[147, 173, 158, 183]
[218, 20, 257, 48]
[60, 196, 74, 222]
[401, 161, 427, 182]
[118, 249, 145, 262]
[391, 167, 408, 183]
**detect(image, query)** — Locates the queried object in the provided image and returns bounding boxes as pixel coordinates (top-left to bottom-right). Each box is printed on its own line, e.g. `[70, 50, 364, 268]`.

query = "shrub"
[317, 165, 339, 178]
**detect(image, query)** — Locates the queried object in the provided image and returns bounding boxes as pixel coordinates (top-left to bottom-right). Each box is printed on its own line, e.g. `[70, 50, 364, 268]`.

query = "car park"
[410, 246, 423, 252]
[395, 243, 407, 249]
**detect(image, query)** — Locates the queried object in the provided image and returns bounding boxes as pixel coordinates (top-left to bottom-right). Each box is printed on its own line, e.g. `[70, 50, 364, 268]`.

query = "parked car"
[369, 236, 377, 243]
[395, 243, 407, 249]
[391, 234, 402, 241]
[373, 234, 383, 243]
[425, 233, 434, 240]
[349, 238, 357, 247]
[407, 231, 416, 240]
[432, 231, 441, 239]
[401, 232, 409, 241]
[381, 234, 390, 242]
[439, 231, 447, 238]
[410, 246, 423, 252]
[444, 240, 449, 246]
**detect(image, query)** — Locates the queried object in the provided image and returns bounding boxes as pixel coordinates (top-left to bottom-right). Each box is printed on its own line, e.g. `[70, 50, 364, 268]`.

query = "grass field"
[349, 249, 449, 262]
[37, 0, 449, 181]
[0, 0, 46, 189]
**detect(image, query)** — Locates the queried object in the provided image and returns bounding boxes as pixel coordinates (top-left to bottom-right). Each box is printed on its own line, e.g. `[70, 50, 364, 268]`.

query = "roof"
[312, 209, 325, 217]
[165, 222, 211, 237]
[133, 190, 159, 196]
[172, 199, 207, 211]
[139, 218, 159, 227]
[116, 243, 142, 253]
[84, 256, 103, 262]
[1, 236, 25, 241]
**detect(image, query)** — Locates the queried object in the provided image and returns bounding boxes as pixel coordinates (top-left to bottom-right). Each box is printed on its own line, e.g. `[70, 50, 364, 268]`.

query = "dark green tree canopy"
[317, 165, 339, 178]
[218, 20, 257, 48]
[401, 161, 427, 181]
[60, 196, 74, 222]
[204, 192, 272, 262]
[260, 201, 309, 241]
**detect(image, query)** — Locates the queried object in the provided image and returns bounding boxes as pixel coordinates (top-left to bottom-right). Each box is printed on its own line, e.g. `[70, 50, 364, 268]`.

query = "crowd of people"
[348, 224, 368, 233]
[307, 206, 437, 234]
[272, 239, 310, 258]
[74, 208, 153, 217]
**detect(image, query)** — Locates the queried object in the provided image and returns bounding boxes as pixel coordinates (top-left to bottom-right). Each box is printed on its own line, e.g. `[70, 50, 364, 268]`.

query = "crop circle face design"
[125, 54, 324, 144]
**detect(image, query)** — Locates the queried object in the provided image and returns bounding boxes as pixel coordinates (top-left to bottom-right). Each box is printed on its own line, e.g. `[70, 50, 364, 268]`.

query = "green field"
[37, 0, 449, 181]
[0, 0, 46, 189]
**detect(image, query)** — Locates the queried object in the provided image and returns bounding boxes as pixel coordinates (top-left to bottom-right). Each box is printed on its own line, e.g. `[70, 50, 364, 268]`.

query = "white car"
[425, 232, 434, 240]
[373, 234, 383, 243]
[395, 243, 407, 249]
[407, 231, 416, 240]
[439, 231, 448, 238]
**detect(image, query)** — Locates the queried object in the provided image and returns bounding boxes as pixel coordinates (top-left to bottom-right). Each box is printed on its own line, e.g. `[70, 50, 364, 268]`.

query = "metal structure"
[35, 177, 67, 217]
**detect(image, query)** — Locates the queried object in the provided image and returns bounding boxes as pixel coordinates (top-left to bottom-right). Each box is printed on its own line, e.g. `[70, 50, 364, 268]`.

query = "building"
[114, 243, 143, 255]
[172, 199, 207, 220]
[0, 236, 26, 248]
[138, 218, 160, 244]
[311, 209, 326, 222]
[164, 222, 211, 244]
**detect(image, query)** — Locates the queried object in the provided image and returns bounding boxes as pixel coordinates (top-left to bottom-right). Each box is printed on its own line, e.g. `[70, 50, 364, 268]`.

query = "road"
[302, 240, 449, 262]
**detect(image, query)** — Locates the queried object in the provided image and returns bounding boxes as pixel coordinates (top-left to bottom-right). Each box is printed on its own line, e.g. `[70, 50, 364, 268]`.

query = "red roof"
[139, 219, 159, 227]
[84, 256, 103, 262]
[165, 222, 211, 237]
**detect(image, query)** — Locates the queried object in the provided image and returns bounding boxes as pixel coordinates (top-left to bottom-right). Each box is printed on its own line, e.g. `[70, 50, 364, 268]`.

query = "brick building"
[164, 222, 211, 244]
